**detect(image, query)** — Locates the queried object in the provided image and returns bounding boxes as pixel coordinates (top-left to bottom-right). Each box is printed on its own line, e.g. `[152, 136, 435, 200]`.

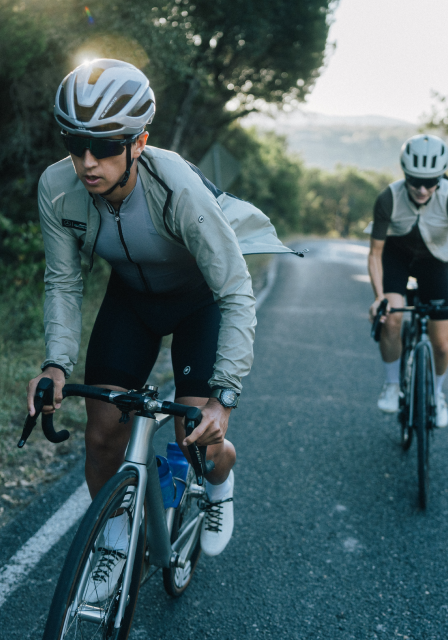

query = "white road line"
[0, 482, 90, 607]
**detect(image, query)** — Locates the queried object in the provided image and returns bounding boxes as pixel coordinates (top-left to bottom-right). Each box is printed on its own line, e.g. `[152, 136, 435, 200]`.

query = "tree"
[300, 166, 392, 237]
[149, 0, 337, 158]
[222, 125, 303, 235]
[72, 0, 337, 157]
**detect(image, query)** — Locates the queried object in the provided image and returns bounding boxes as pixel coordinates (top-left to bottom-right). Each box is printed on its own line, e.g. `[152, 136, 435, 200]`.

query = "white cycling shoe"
[84, 516, 129, 604]
[377, 383, 400, 413]
[436, 392, 448, 428]
[84, 547, 128, 603]
[200, 470, 234, 557]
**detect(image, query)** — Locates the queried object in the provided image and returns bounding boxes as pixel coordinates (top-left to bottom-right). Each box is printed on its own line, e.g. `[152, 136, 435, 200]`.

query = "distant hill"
[242, 111, 423, 177]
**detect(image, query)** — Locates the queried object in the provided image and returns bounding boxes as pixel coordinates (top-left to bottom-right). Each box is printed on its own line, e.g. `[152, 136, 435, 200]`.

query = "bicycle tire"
[43, 470, 146, 640]
[163, 466, 202, 597]
[400, 320, 413, 451]
[415, 348, 432, 509]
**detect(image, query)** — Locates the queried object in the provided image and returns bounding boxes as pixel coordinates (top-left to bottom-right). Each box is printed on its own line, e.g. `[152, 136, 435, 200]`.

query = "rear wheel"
[43, 470, 146, 640]
[163, 466, 202, 597]
[415, 348, 433, 509]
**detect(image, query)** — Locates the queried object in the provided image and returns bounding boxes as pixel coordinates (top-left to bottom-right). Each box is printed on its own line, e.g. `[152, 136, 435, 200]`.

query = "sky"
[303, 0, 448, 124]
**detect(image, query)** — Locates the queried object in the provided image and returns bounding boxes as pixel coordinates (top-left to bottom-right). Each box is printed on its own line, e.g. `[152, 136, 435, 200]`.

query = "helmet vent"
[101, 80, 141, 119]
[88, 67, 105, 85]
[432, 155, 438, 169]
[422, 155, 427, 167]
[130, 98, 153, 118]
[74, 94, 103, 122]
[59, 85, 68, 115]
[55, 114, 76, 130]
[413, 154, 418, 168]
[406, 144, 410, 154]
[89, 122, 123, 132]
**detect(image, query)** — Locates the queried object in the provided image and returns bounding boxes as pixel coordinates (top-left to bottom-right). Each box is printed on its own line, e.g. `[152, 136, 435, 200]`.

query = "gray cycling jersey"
[372, 178, 448, 261]
[94, 174, 205, 294]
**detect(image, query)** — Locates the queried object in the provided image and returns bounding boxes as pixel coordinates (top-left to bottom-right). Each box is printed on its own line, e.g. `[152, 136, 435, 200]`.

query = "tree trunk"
[170, 77, 200, 153]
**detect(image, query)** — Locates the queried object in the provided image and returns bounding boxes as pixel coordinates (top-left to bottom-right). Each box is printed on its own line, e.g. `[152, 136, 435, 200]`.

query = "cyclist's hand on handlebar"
[183, 398, 231, 447]
[369, 297, 389, 324]
[27, 367, 65, 417]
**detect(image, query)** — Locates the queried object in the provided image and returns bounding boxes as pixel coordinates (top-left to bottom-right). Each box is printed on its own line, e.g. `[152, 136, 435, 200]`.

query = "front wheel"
[415, 348, 433, 509]
[43, 470, 146, 640]
[400, 320, 413, 451]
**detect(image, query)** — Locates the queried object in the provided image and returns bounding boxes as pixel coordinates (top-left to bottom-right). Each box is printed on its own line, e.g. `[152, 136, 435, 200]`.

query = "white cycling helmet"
[400, 134, 448, 178]
[54, 58, 155, 137]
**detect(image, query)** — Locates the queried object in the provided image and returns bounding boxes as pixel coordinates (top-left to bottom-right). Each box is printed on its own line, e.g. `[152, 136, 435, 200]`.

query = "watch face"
[221, 389, 237, 406]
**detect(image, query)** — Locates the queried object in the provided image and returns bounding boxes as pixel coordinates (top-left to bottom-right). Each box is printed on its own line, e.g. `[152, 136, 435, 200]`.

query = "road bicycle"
[372, 294, 448, 509]
[18, 379, 214, 639]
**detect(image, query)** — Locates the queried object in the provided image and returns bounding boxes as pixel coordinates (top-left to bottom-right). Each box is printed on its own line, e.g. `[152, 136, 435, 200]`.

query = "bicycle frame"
[112, 412, 205, 630]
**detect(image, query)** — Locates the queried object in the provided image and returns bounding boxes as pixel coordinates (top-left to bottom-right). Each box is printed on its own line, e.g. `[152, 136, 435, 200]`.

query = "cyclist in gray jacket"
[26, 59, 296, 597]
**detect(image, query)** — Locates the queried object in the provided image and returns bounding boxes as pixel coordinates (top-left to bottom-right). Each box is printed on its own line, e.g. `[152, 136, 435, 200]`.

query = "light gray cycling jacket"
[38, 145, 298, 392]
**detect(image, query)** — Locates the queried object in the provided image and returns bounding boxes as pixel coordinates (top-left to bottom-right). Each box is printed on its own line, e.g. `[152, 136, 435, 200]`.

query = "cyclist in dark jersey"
[368, 134, 448, 426]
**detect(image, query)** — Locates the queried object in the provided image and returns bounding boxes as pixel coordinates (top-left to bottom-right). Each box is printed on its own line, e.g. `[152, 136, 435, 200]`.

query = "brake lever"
[185, 407, 215, 486]
[18, 378, 69, 447]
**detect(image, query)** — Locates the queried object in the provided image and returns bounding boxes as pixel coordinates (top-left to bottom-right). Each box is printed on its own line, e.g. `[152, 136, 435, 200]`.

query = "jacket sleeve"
[170, 182, 257, 394]
[38, 173, 83, 377]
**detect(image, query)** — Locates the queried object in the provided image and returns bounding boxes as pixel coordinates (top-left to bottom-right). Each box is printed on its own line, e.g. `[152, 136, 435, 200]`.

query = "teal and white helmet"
[54, 59, 155, 137]
[400, 134, 448, 178]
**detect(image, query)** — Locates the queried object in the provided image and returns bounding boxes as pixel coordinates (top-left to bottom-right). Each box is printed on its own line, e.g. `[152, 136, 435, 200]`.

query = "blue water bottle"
[156, 455, 176, 508]
[166, 442, 189, 508]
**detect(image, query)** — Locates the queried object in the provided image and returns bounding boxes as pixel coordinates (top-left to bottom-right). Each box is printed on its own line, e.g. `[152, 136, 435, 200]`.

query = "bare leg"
[85, 385, 133, 499]
[174, 396, 236, 485]
[428, 319, 448, 375]
[379, 293, 405, 363]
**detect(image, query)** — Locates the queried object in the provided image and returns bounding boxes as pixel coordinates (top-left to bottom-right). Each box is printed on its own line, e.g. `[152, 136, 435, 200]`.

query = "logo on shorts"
[198, 216, 204, 223]
[183, 366, 191, 375]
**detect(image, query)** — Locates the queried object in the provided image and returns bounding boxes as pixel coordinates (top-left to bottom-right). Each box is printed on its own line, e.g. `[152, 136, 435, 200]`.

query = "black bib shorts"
[85, 270, 221, 397]
[383, 235, 448, 320]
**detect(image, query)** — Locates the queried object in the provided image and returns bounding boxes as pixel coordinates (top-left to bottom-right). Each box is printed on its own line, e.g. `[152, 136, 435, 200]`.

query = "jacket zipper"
[105, 200, 153, 295]
[89, 196, 102, 272]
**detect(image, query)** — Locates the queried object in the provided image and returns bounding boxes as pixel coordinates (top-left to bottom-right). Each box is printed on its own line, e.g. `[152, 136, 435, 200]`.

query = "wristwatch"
[210, 388, 240, 408]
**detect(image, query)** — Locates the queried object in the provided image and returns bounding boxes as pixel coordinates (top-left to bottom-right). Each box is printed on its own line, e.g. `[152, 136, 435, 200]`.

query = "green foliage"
[221, 127, 392, 239]
[299, 165, 392, 238]
[0, 0, 336, 304]
[223, 126, 303, 235]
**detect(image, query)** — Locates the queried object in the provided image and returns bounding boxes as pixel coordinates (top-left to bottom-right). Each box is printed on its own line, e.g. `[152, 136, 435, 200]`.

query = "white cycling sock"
[436, 373, 447, 395]
[103, 512, 129, 551]
[383, 359, 400, 384]
[206, 476, 232, 502]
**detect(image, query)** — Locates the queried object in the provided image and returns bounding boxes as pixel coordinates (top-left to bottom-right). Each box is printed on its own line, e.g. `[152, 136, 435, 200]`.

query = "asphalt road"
[2, 239, 448, 639]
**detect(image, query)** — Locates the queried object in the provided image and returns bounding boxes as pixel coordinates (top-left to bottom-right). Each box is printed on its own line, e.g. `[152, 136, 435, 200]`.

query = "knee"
[85, 420, 120, 464]
[383, 314, 402, 338]
[432, 338, 448, 360]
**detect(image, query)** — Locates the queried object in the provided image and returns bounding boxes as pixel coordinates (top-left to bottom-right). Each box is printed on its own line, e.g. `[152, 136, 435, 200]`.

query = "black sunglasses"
[61, 133, 136, 159]
[405, 174, 440, 189]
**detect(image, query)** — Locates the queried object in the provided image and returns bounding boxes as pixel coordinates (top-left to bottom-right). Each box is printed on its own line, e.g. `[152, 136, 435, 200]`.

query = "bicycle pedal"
[188, 484, 206, 498]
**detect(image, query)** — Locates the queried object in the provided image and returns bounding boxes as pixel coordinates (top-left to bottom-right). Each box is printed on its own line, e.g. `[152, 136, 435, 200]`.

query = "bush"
[299, 165, 392, 238]
[222, 125, 304, 235]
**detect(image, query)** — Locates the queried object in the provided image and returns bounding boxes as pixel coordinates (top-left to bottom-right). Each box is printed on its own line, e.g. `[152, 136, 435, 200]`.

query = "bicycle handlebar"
[371, 299, 448, 343]
[19, 380, 214, 485]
